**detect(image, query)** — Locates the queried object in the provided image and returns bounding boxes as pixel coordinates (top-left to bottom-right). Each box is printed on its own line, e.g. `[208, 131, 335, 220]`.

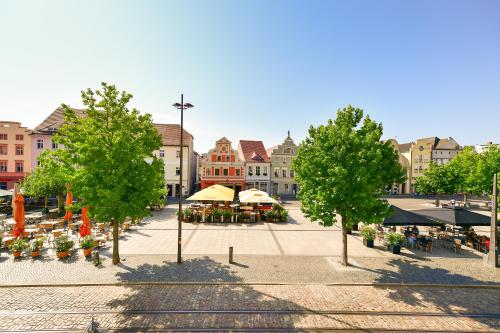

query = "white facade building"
[238, 140, 271, 193]
[153, 124, 196, 197]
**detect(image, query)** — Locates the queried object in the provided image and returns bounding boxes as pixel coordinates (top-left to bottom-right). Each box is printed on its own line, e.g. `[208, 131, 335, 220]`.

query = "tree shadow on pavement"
[107, 257, 357, 331]
[370, 257, 500, 329]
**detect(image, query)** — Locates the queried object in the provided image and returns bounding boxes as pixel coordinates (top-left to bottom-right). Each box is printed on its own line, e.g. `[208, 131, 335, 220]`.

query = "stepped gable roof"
[239, 140, 270, 163]
[34, 107, 86, 133]
[435, 137, 460, 150]
[153, 124, 193, 147]
[266, 146, 278, 157]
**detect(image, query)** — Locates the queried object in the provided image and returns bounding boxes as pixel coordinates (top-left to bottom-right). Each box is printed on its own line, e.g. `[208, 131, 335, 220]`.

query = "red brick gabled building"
[200, 137, 245, 193]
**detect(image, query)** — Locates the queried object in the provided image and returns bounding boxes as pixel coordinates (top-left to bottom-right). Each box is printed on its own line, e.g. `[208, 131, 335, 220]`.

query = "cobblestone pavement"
[0, 284, 499, 331]
[1, 253, 499, 285]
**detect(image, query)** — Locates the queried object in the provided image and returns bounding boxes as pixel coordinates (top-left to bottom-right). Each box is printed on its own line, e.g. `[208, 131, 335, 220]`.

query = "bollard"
[229, 246, 233, 264]
[92, 250, 101, 266]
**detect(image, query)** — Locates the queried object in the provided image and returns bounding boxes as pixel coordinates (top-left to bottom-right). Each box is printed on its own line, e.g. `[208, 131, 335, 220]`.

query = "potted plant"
[267, 210, 275, 222]
[182, 208, 193, 222]
[222, 209, 232, 223]
[260, 211, 267, 222]
[384, 233, 404, 254]
[360, 226, 376, 248]
[242, 211, 251, 222]
[54, 235, 74, 259]
[212, 208, 223, 222]
[280, 210, 289, 223]
[11, 239, 28, 258]
[30, 238, 45, 258]
[80, 235, 95, 257]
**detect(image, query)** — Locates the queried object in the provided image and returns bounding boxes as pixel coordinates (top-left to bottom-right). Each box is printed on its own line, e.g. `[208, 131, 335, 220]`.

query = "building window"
[223, 168, 228, 176]
[16, 134, 24, 141]
[175, 167, 180, 175]
[215, 168, 220, 176]
[37, 139, 44, 149]
[159, 150, 165, 158]
[15, 145, 24, 155]
[285, 184, 289, 191]
[226, 156, 230, 161]
[0, 145, 7, 155]
[176, 150, 180, 158]
[51, 142, 58, 149]
[289, 169, 294, 178]
[217, 155, 221, 161]
[248, 166, 253, 176]
[282, 169, 287, 178]
[0, 161, 6, 172]
[256, 166, 261, 176]
[236, 168, 240, 176]
[15, 161, 24, 173]
[274, 168, 279, 177]
[263, 166, 268, 176]
[0, 134, 7, 140]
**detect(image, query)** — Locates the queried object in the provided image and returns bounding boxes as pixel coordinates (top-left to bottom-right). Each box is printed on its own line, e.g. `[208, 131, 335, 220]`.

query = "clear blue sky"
[1, 0, 499, 153]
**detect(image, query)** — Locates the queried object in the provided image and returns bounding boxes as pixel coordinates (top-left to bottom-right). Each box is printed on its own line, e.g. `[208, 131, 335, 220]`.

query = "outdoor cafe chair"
[425, 241, 433, 253]
[454, 239, 462, 254]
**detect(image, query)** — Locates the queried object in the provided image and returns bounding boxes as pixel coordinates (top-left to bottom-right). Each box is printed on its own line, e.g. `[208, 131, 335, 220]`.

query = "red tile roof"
[153, 123, 193, 147]
[238, 140, 270, 163]
[34, 107, 86, 132]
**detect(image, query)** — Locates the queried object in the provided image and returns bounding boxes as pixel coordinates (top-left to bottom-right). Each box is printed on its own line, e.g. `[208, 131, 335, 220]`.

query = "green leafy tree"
[475, 145, 500, 196]
[293, 105, 405, 266]
[446, 147, 480, 203]
[21, 150, 73, 213]
[414, 161, 458, 206]
[55, 82, 165, 264]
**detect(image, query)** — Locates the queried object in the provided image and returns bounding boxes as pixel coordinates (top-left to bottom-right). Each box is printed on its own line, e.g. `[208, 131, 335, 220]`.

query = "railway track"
[1, 308, 499, 332]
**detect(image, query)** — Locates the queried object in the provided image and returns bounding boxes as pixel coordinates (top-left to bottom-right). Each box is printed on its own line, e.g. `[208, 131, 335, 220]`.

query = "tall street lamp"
[173, 94, 194, 264]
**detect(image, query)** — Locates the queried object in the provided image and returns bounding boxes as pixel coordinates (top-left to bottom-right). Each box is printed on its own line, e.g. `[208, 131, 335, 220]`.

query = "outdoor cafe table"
[25, 213, 44, 224]
[40, 221, 59, 229]
[24, 228, 38, 238]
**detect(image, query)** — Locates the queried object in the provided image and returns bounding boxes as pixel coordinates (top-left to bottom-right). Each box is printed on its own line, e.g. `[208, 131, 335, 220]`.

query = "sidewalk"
[0, 253, 499, 286]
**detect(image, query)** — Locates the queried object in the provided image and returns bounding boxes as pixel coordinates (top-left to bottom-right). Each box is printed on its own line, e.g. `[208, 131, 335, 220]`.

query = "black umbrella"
[383, 205, 444, 227]
[413, 207, 491, 227]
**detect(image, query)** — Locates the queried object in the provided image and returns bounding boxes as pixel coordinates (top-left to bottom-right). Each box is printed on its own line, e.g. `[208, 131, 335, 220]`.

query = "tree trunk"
[435, 194, 440, 207]
[57, 193, 63, 213]
[44, 196, 48, 208]
[112, 220, 120, 264]
[341, 216, 348, 266]
[463, 193, 467, 207]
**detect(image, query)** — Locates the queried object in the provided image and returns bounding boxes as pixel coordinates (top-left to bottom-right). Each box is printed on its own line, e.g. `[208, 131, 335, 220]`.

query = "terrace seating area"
[0, 211, 134, 259]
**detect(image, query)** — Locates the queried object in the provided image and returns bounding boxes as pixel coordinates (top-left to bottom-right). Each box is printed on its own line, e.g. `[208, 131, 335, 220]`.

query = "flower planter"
[182, 218, 189, 223]
[31, 251, 41, 258]
[56, 250, 70, 259]
[391, 244, 401, 254]
[13, 251, 22, 258]
[83, 248, 93, 257]
[363, 239, 374, 248]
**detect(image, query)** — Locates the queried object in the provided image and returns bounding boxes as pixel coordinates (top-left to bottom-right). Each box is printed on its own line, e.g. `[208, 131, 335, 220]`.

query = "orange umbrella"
[13, 194, 25, 238]
[64, 191, 73, 221]
[79, 206, 92, 237]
